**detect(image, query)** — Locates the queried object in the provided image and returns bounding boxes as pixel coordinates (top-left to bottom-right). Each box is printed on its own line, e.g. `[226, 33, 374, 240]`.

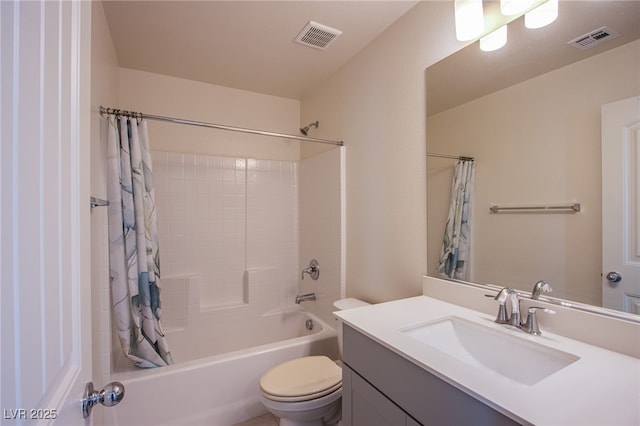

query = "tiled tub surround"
[152, 151, 299, 309]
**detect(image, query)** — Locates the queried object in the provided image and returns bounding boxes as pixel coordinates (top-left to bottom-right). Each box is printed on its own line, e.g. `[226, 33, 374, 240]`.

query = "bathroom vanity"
[336, 280, 640, 426]
[342, 324, 517, 425]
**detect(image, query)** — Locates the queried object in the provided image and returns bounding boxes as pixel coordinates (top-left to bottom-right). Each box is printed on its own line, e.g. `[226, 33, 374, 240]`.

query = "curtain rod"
[99, 106, 344, 147]
[427, 152, 474, 161]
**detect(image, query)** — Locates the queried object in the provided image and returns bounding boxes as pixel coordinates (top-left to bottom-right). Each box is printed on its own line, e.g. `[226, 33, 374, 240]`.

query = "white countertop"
[336, 295, 640, 426]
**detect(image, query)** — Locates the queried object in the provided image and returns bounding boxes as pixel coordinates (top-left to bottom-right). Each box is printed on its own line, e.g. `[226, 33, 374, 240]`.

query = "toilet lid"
[260, 356, 342, 402]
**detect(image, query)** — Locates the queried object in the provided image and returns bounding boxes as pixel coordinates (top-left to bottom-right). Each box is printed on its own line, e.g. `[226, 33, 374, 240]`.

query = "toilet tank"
[333, 298, 370, 356]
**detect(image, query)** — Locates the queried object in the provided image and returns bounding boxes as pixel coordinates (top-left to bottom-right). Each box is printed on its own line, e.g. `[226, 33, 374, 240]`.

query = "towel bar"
[489, 203, 581, 213]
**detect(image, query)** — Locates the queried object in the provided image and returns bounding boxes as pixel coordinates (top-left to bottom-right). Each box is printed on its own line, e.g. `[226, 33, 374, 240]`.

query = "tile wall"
[152, 151, 299, 310]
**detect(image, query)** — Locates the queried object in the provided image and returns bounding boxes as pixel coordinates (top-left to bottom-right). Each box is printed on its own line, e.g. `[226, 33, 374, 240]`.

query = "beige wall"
[300, 2, 466, 303]
[298, 148, 345, 325]
[118, 68, 302, 161]
[427, 40, 640, 306]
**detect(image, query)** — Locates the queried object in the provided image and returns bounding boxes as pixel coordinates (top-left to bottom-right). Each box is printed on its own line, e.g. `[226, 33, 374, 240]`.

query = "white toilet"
[259, 298, 370, 426]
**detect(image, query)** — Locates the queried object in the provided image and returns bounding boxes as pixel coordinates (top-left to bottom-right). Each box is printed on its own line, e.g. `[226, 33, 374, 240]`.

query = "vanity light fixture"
[454, 0, 484, 41]
[480, 25, 507, 52]
[500, 0, 535, 16]
[525, 0, 558, 29]
[455, 0, 559, 52]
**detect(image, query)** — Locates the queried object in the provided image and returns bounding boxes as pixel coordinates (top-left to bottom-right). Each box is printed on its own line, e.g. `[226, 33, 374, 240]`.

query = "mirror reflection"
[426, 1, 639, 314]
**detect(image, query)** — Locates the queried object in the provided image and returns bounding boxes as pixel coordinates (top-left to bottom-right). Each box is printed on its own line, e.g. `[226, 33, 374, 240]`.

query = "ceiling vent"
[567, 26, 620, 50]
[295, 21, 342, 50]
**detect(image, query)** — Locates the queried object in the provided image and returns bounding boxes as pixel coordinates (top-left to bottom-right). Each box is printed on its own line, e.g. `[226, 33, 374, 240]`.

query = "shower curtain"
[106, 115, 173, 368]
[437, 159, 475, 280]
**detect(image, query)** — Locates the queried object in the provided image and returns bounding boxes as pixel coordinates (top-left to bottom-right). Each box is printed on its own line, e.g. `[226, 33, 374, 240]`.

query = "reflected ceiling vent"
[295, 21, 342, 50]
[568, 26, 620, 50]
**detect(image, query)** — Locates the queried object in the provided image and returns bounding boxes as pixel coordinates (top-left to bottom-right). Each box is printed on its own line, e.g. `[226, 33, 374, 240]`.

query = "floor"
[232, 413, 279, 426]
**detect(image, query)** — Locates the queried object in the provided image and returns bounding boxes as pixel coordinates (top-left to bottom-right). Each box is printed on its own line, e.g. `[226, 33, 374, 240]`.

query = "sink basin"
[400, 316, 579, 385]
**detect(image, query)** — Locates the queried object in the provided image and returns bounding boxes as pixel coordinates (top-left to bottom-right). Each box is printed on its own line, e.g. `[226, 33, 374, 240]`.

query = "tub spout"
[295, 293, 316, 304]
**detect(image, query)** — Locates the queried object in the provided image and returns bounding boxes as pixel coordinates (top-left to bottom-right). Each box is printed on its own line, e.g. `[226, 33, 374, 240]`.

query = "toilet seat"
[260, 356, 342, 402]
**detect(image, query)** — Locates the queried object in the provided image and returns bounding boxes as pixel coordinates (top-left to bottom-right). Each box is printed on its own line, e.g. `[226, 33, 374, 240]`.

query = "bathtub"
[104, 308, 339, 426]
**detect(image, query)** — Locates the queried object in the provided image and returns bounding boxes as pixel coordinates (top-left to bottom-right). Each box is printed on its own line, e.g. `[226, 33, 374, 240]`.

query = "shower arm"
[300, 120, 319, 136]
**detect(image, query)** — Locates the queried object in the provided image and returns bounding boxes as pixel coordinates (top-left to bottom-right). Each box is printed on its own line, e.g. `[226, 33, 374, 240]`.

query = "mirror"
[426, 1, 639, 315]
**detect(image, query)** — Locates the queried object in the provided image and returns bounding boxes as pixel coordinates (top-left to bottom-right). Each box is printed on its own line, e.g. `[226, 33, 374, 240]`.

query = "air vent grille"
[295, 21, 342, 50]
[568, 26, 620, 50]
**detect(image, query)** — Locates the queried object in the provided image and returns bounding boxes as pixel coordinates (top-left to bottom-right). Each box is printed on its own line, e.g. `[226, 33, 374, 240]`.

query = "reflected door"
[602, 96, 640, 313]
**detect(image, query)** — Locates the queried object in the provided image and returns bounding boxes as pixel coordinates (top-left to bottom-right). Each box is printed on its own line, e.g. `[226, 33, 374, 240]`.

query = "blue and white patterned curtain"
[106, 115, 173, 368]
[437, 159, 475, 280]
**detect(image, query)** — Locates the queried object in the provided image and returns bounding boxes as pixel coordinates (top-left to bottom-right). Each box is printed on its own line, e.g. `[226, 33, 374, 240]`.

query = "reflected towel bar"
[427, 152, 475, 161]
[489, 203, 581, 213]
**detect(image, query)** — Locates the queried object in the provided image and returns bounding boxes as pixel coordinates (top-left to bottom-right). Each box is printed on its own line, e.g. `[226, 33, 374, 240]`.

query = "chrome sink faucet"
[508, 291, 522, 327]
[531, 280, 552, 299]
[492, 287, 513, 324]
[491, 287, 520, 326]
[491, 287, 555, 335]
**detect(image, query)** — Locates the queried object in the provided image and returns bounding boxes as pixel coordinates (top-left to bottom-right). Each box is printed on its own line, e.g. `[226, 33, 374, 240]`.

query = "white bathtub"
[105, 308, 339, 426]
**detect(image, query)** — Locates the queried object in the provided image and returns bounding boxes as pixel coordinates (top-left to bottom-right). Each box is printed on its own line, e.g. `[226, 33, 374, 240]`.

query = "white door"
[602, 96, 640, 313]
[1, 1, 93, 424]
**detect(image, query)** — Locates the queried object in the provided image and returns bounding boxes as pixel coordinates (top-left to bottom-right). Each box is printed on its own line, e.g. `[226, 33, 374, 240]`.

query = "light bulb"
[480, 25, 507, 52]
[454, 0, 484, 41]
[500, 0, 535, 16]
[525, 0, 558, 29]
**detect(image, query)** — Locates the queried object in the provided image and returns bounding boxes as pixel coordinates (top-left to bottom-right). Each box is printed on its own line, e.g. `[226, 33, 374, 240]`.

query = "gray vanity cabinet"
[341, 325, 520, 426]
[343, 364, 420, 426]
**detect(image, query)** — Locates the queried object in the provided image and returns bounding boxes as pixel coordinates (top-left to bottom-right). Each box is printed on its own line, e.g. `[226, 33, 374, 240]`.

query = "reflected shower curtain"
[437, 159, 475, 280]
[106, 115, 173, 368]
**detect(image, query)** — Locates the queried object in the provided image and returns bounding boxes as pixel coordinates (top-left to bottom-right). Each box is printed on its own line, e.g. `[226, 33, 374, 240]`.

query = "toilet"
[259, 298, 370, 426]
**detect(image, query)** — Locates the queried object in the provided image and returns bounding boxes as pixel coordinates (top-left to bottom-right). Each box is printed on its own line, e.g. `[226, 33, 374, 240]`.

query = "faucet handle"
[301, 259, 320, 280]
[520, 306, 556, 335]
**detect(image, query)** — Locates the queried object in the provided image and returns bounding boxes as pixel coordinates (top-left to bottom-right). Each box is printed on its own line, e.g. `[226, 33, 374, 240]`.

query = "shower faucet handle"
[301, 259, 320, 280]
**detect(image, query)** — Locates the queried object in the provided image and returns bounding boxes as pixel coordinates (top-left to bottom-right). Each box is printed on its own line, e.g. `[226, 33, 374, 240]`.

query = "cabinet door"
[343, 365, 418, 426]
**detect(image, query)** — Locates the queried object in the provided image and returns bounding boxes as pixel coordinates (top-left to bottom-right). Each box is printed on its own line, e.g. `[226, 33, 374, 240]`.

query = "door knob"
[82, 381, 125, 418]
[606, 271, 622, 283]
